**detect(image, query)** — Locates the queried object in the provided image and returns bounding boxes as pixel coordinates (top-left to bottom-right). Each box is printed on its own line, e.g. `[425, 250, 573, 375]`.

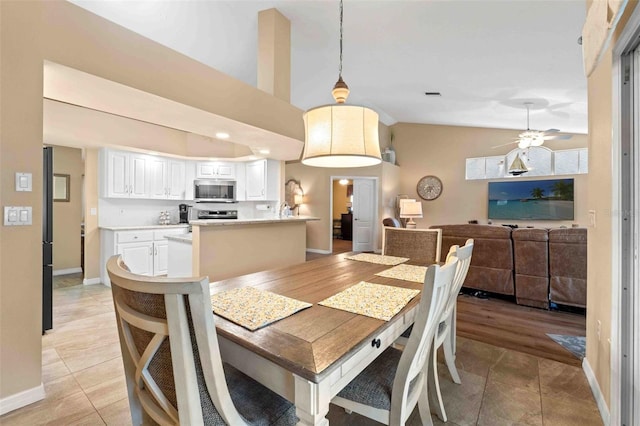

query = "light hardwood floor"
[0, 273, 601, 425]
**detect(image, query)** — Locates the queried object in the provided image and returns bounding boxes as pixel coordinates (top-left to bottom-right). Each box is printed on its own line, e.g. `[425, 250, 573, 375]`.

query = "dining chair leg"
[417, 378, 434, 426]
[443, 328, 462, 384]
[451, 305, 458, 358]
[427, 346, 447, 422]
[431, 343, 448, 423]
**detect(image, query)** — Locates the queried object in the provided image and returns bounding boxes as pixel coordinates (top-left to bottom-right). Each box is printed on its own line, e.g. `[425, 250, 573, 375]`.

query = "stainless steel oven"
[194, 179, 236, 203]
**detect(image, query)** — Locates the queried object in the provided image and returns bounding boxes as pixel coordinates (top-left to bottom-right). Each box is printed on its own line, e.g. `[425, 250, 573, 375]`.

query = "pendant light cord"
[338, 0, 343, 79]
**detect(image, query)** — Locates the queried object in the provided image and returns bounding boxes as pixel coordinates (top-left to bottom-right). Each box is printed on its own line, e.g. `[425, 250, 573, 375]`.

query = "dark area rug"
[547, 333, 586, 360]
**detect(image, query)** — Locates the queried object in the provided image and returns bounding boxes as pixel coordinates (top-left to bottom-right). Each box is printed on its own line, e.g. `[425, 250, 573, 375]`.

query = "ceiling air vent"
[424, 92, 442, 96]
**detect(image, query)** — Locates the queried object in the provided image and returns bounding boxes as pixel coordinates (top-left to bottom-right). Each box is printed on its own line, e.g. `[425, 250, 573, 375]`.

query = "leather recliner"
[549, 228, 587, 308]
[431, 224, 514, 295]
[512, 228, 549, 308]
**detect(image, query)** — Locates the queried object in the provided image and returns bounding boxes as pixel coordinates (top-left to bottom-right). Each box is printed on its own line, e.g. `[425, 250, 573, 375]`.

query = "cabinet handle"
[149, 247, 153, 255]
[371, 338, 381, 349]
[154, 247, 157, 255]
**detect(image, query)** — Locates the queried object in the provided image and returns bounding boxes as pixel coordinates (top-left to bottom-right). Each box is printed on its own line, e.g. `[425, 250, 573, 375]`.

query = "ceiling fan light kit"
[493, 102, 572, 151]
[301, 0, 381, 168]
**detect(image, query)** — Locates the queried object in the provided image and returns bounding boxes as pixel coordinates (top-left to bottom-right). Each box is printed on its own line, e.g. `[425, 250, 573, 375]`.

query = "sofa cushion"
[432, 225, 514, 295]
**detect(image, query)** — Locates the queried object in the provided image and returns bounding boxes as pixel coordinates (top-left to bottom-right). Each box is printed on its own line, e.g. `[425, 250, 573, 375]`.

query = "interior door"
[352, 179, 376, 252]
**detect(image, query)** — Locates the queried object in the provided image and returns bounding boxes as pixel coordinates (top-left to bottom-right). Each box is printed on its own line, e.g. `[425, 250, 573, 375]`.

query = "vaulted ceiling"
[70, 0, 587, 135]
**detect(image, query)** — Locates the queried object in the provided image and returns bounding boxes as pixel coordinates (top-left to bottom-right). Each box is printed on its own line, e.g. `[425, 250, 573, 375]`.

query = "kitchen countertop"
[166, 233, 193, 243]
[189, 216, 320, 227]
[99, 224, 190, 231]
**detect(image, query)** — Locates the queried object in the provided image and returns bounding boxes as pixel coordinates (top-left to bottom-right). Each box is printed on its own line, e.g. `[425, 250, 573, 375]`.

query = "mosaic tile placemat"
[211, 287, 312, 331]
[375, 264, 428, 283]
[318, 281, 420, 321]
[345, 253, 409, 266]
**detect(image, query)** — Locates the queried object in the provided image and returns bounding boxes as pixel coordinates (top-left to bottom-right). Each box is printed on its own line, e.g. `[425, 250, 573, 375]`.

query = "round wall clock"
[416, 175, 443, 200]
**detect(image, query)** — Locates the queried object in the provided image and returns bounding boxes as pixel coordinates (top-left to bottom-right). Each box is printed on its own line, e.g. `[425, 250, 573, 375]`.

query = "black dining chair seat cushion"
[223, 363, 298, 426]
[336, 347, 417, 411]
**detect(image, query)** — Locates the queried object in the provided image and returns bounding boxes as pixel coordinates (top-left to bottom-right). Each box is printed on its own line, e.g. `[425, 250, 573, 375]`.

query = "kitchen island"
[168, 216, 319, 281]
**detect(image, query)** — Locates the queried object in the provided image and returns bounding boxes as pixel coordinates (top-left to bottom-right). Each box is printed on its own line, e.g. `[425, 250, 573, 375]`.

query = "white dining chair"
[106, 255, 297, 426]
[394, 239, 474, 422]
[331, 256, 458, 426]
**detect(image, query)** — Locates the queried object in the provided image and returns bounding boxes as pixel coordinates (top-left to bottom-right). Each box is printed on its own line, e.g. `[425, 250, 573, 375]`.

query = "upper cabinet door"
[246, 160, 266, 200]
[196, 161, 236, 179]
[148, 157, 168, 199]
[106, 150, 130, 197]
[167, 160, 186, 200]
[129, 154, 151, 198]
[102, 149, 188, 200]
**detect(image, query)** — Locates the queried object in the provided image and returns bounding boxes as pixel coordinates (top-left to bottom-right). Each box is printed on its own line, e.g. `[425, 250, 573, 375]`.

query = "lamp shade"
[294, 194, 304, 206]
[302, 104, 382, 168]
[400, 200, 423, 218]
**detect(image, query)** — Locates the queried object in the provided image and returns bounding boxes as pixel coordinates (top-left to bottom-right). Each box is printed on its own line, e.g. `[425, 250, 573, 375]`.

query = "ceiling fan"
[493, 102, 572, 150]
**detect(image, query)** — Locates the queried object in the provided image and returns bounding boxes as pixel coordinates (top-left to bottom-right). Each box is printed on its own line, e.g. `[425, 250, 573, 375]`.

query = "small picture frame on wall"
[53, 174, 70, 202]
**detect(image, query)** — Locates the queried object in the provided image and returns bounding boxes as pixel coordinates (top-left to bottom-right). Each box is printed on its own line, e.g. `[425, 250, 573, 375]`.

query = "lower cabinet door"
[117, 242, 153, 276]
[153, 241, 169, 276]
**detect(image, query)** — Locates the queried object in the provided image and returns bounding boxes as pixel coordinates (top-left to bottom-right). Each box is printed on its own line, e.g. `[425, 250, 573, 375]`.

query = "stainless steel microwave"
[194, 179, 236, 203]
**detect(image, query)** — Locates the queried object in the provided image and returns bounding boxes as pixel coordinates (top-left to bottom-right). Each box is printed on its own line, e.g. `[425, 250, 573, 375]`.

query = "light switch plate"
[15, 173, 32, 192]
[4, 206, 32, 226]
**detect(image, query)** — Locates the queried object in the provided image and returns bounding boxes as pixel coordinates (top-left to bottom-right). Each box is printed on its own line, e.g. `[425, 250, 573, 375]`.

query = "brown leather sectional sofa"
[432, 225, 514, 296]
[430, 224, 587, 309]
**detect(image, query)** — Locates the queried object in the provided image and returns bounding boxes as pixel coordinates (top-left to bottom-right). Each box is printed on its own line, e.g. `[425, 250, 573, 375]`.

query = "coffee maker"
[178, 204, 191, 224]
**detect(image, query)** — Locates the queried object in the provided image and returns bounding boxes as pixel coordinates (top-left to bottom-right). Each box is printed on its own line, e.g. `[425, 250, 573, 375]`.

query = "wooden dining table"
[209, 253, 425, 426]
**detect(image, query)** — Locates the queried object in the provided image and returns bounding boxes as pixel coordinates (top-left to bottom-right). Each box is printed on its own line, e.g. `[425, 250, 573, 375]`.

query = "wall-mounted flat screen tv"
[488, 178, 574, 220]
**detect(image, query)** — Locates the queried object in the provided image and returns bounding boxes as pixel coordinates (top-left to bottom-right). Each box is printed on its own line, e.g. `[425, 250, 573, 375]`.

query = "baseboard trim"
[83, 277, 101, 285]
[306, 248, 331, 254]
[0, 383, 45, 416]
[52, 267, 82, 276]
[583, 357, 610, 425]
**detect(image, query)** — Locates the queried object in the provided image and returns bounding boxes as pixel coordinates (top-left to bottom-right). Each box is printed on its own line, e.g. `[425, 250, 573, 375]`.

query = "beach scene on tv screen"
[488, 179, 574, 220]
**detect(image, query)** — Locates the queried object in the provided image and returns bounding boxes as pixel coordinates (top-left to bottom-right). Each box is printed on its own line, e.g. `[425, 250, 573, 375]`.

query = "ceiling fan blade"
[544, 134, 572, 140]
[491, 141, 518, 149]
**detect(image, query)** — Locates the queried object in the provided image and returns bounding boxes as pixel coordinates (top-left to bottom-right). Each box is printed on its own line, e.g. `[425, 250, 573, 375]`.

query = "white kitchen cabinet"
[100, 226, 189, 286]
[102, 149, 186, 200]
[117, 241, 154, 276]
[129, 153, 152, 198]
[196, 161, 236, 179]
[148, 157, 168, 199]
[149, 158, 186, 200]
[245, 159, 280, 200]
[103, 150, 151, 198]
[153, 240, 170, 275]
[167, 160, 186, 199]
[105, 150, 129, 197]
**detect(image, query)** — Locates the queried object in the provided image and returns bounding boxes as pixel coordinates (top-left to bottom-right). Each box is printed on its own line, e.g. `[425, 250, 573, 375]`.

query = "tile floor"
[1, 275, 603, 425]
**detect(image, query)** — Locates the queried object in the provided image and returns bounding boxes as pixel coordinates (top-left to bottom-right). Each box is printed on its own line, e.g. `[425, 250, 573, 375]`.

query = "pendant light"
[301, 0, 382, 168]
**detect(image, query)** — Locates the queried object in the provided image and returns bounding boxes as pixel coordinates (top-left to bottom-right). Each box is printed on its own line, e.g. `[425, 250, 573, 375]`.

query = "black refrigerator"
[43, 147, 53, 332]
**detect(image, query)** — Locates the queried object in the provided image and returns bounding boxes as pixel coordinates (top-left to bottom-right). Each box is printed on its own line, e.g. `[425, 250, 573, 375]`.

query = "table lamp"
[294, 194, 304, 215]
[400, 200, 423, 229]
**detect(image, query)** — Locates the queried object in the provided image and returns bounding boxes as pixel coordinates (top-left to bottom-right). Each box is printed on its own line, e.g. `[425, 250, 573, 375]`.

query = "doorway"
[329, 176, 378, 254]
[612, 10, 640, 424]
